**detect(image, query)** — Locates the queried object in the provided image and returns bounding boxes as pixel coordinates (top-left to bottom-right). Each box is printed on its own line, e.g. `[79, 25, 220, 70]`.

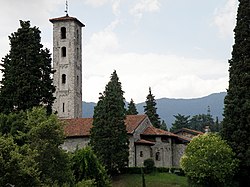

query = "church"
[49, 13, 199, 168]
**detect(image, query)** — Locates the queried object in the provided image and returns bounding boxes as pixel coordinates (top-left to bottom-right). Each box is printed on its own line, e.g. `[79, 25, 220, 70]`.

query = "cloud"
[213, 0, 238, 38]
[83, 28, 229, 102]
[130, 0, 161, 20]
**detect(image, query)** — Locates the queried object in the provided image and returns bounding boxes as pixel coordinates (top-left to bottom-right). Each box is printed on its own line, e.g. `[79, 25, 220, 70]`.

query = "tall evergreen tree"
[170, 114, 190, 132]
[126, 98, 138, 115]
[144, 87, 161, 128]
[221, 0, 250, 184]
[0, 20, 55, 114]
[90, 70, 129, 175]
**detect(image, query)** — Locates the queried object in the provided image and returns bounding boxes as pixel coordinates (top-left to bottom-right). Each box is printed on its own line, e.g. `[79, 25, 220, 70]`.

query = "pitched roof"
[49, 15, 85, 27]
[135, 139, 155, 145]
[174, 128, 204, 135]
[125, 115, 148, 133]
[63, 118, 93, 137]
[142, 126, 178, 137]
[63, 115, 148, 137]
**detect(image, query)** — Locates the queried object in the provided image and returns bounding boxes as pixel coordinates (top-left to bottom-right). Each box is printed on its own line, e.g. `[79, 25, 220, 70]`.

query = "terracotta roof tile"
[125, 115, 147, 133]
[135, 139, 155, 145]
[63, 115, 148, 137]
[49, 15, 85, 27]
[63, 118, 93, 137]
[174, 128, 204, 135]
[142, 126, 178, 137]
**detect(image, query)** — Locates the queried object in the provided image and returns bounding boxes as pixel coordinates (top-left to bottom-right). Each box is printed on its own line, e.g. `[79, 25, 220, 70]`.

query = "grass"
[112, 172, 188, 187]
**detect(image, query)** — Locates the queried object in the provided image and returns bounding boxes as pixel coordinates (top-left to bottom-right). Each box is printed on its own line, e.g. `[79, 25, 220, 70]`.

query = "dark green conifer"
[144, 87, 161, 128]
[221, 0, 250, 184]
[90, 70, 129, 175]
[126, 99, 138, 115]
[0, 20, 55, 114]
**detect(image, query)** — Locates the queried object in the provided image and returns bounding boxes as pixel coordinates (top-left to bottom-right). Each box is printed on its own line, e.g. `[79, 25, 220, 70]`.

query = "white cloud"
[130, 0, 161, 20]
[213, 0, 238, 38]
[83, 30, 229, 102]
[84, 0, 110, 7]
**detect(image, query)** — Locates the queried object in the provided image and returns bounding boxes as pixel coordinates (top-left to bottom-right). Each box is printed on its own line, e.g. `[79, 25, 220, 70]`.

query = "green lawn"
[112, 173, 188, 187]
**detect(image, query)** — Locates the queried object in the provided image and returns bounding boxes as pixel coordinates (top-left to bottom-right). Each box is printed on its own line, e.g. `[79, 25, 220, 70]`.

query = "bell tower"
[49, 14, 84, 118]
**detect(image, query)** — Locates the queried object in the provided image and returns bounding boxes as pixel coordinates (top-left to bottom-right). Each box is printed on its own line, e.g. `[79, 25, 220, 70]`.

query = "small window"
[140, 151, 143, 157]
[77, 75, 79, 86]
[61, 27, 66, 39]
[155, 152, 160, 161]
[62, 74, 66, 84]
[63, 103, 65, 112]
[62, 47, 66, 57]
[77, 29, 79, 42]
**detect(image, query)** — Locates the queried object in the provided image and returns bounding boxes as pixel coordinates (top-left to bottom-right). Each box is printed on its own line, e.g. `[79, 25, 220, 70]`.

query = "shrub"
[181, 133, 238, 187]
[143, 158, 155, 173]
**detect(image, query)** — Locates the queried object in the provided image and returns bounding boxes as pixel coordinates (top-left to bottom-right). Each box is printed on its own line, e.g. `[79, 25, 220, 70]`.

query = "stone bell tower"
[49, 14, 84, 118]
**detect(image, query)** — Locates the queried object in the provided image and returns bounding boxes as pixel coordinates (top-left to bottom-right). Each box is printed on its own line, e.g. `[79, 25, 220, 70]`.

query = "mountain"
[82, 92, 226, 128]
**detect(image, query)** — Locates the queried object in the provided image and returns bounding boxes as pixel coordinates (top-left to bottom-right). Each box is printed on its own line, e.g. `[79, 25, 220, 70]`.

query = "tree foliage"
[90, 70, 129, 175]
[0, 107, 74, 186]
[126, 99, 138, 115]
[0, 20, 55, 114]
[170, 114, 190, 132]
[189, 114, 215, 132]
[221, 0, 250, 185]
[72, 146, 111, 186]
[144, 87, 161, 128]
[0, 136, 40, 187]
[181, 133, 238, 187]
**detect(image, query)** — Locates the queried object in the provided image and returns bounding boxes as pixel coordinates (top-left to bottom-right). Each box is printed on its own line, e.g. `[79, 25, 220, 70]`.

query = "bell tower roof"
[49, 15, 85, 27]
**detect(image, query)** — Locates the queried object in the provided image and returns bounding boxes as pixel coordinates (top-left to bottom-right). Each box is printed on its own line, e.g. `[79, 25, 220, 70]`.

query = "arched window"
[140, 151, 143, 157]
[61, 47, 66, 57]
[62, 74, 66, 84]
[61, 27, 66, 39]
[155, 152, 160, 161]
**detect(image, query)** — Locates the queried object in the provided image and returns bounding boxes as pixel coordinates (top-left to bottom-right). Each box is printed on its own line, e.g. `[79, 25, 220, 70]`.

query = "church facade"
[62, 115, 188, 167]
[49, 14, 197, 167]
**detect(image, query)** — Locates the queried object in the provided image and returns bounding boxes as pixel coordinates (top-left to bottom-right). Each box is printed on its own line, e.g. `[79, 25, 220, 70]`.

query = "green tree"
[26, 107, 74, 185]
[181, 133, 238, 187]
[126, 99, 138, 115]
[189, 114, 214, 132]
[0, 20, 55, 114]
[159, 120, 168, 131]
[221, 0, 250, 185]
[90, 70, 129, 175]
[170, 114, 190, 132]
[0, 136, 41, 187]
[144, 87, 161, 128]
[72, 146, 111, 186]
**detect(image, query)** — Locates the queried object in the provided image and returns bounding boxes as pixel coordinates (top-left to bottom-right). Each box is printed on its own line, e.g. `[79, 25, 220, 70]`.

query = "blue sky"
[0, 0, 238, 102]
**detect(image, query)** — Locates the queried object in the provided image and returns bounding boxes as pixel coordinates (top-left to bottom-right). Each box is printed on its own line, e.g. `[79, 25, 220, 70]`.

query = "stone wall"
[172, 143, 186, 167]
[61, 137, 89, 152]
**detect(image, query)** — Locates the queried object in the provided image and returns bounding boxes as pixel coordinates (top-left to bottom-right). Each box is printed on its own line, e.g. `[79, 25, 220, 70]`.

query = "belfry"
[49, 12, 85, 118]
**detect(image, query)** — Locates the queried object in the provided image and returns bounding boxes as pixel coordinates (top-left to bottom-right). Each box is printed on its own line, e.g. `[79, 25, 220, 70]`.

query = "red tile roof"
[135, 139, 155, 145]
[125, 115, 148, 133]
[174, 128, 204, 135]
[63, 115, 148, 137]
[49, 15, 85, 27]
[63, 118, 93, 137]
[142, 126, 178, 137]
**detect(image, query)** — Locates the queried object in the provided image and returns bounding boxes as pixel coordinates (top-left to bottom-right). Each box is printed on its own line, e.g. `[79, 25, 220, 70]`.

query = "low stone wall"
[61, 137, 90, 152]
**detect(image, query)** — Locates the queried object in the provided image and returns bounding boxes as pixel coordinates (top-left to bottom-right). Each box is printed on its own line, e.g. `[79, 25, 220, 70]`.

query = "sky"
[0, 0, 238, 103]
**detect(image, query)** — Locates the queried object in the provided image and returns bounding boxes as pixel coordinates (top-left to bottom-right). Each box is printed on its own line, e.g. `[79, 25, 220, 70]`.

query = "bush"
[72, 146, 111, 186]
[181, 133, 238, 187]
[120, 167, 142, 174]
[143, 158, 155, 173]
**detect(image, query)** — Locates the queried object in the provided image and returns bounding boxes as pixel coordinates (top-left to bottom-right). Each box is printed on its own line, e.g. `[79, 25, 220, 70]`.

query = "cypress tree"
[126, 98, 138, 115]
[221, 0, 250, 185]
[144, 87, 161, 128]
[0, 20, 55, 114]
[90, 70, 129, 174]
